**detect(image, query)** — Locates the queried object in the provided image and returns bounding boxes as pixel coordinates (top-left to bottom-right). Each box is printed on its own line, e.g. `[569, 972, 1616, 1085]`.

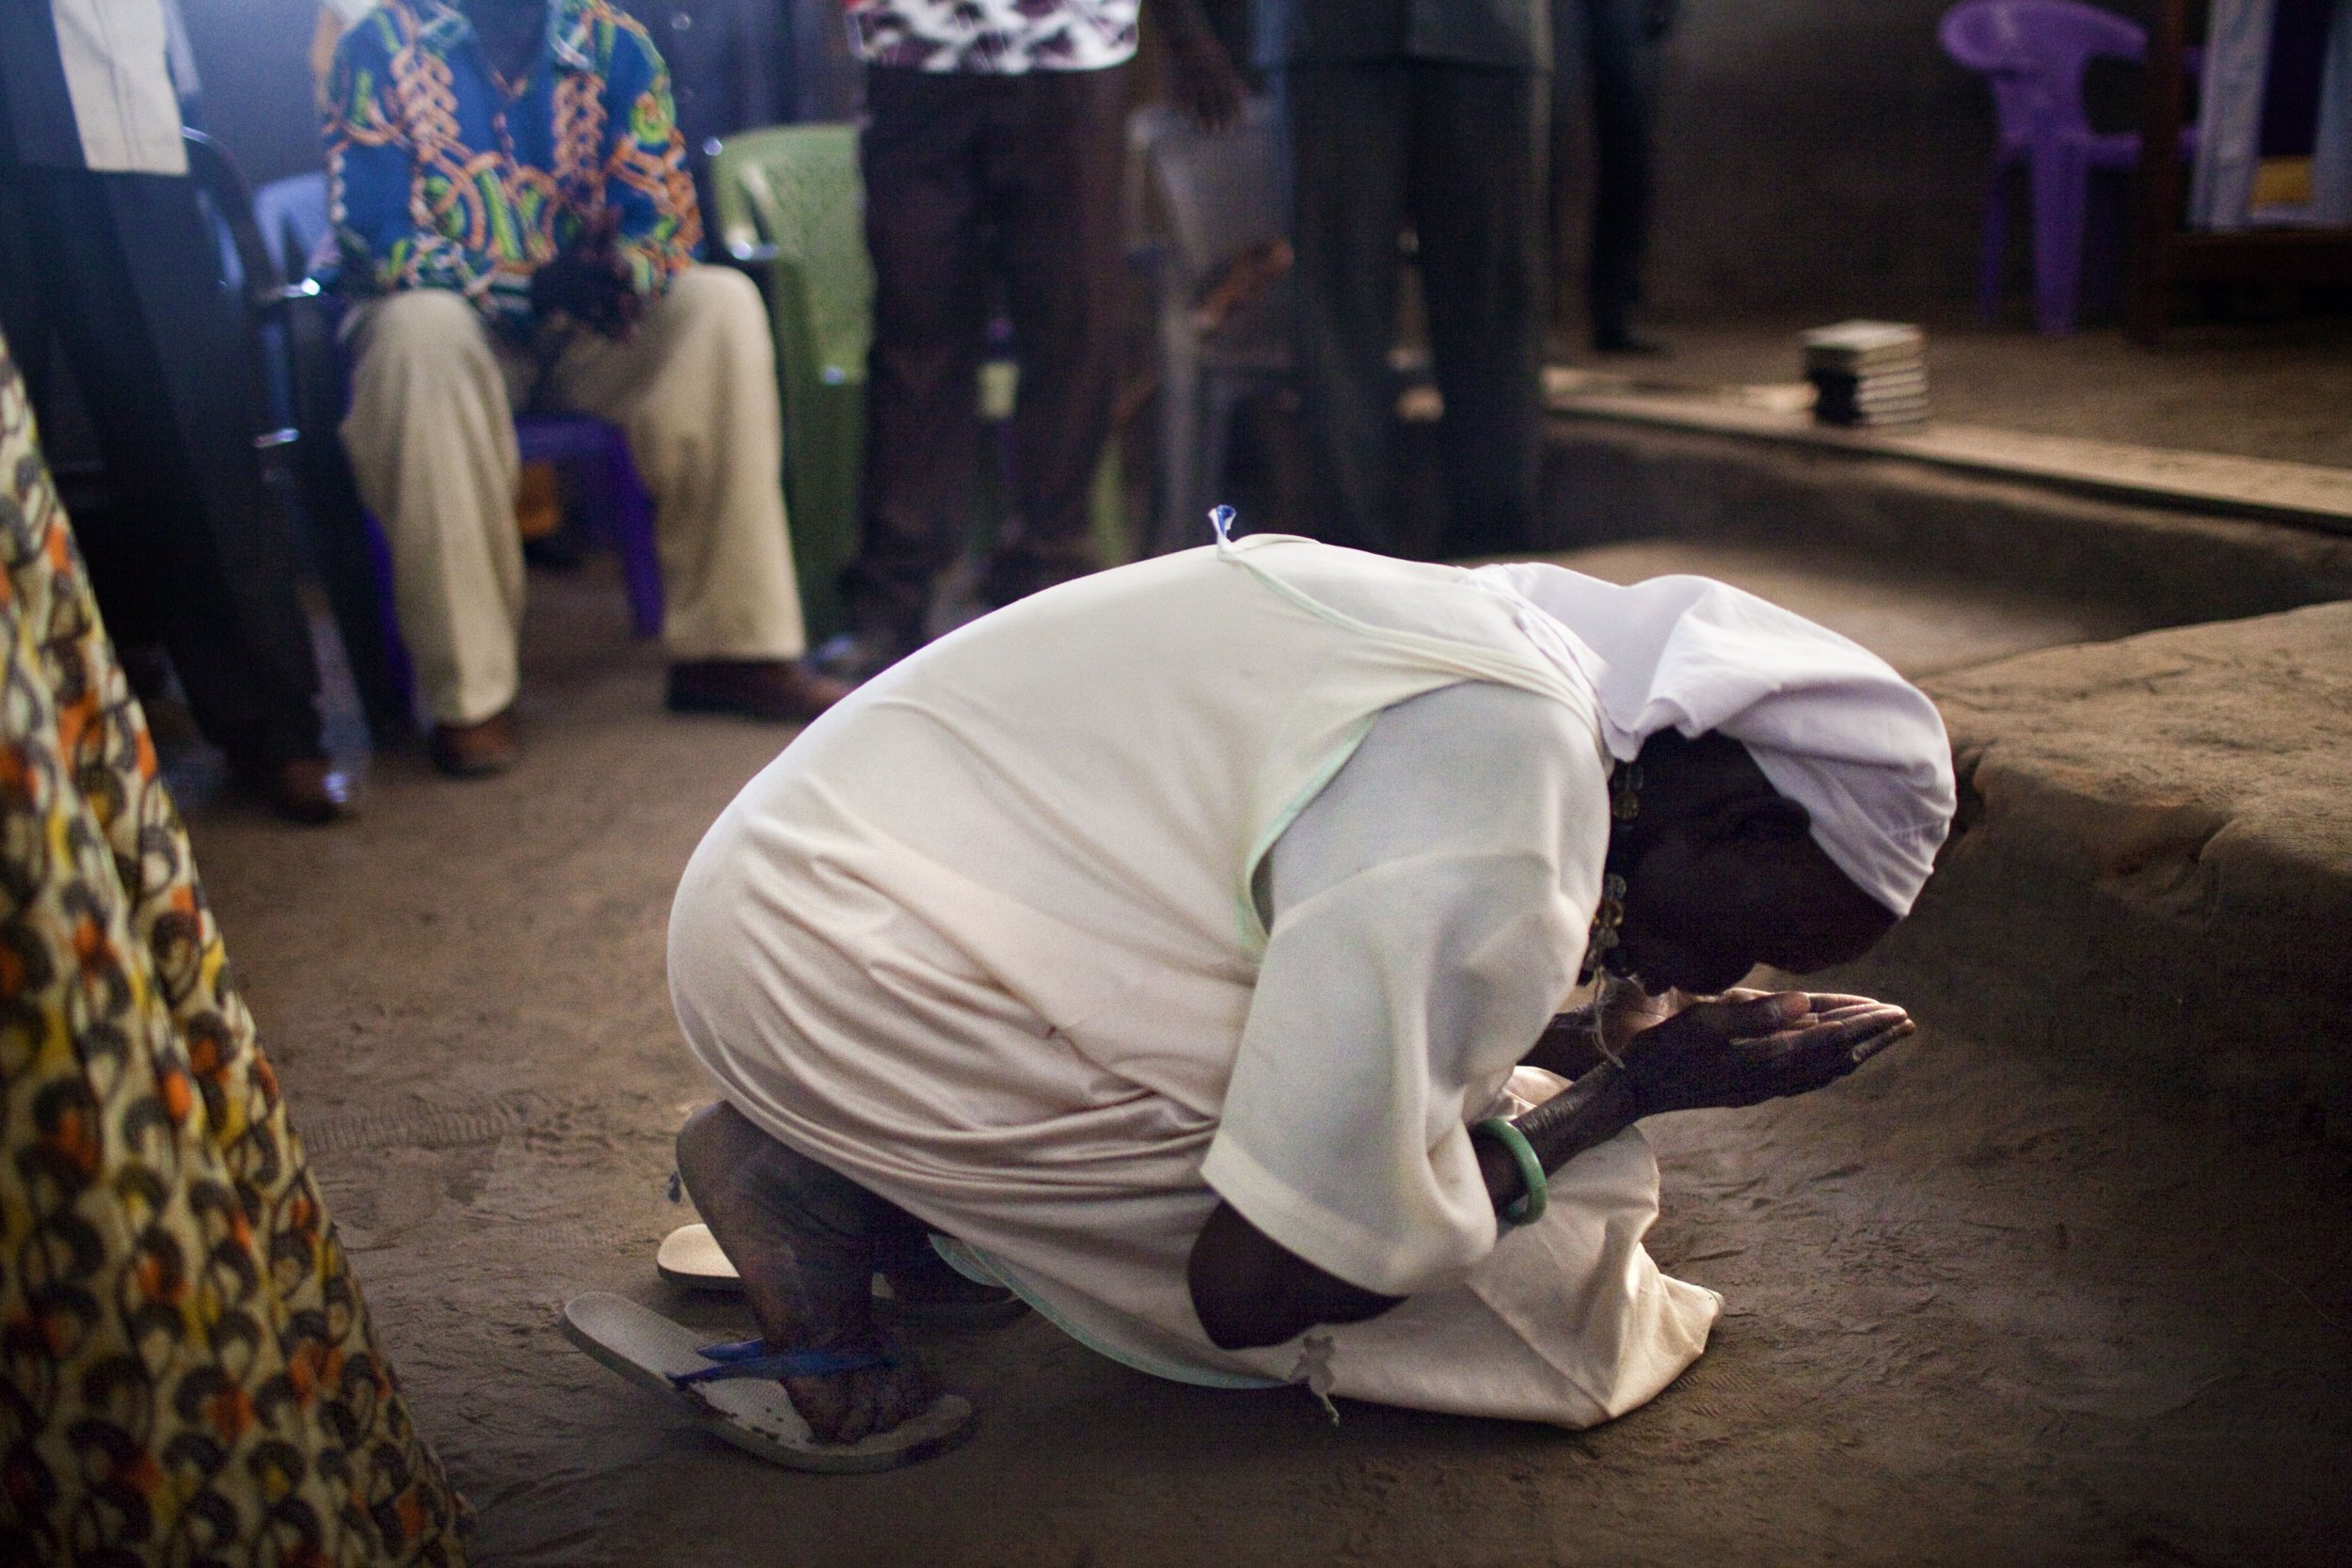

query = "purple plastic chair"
[359, 415, 660, 721]
[514, 414, 662, 641]
[1940, 0, 2198, 335]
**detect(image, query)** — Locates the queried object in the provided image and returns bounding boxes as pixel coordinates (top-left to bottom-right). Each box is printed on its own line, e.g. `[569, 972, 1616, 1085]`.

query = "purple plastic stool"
[515, 413, 662, 639]
[364, 413, 661, 721]
[1940, 0, 2199, 335]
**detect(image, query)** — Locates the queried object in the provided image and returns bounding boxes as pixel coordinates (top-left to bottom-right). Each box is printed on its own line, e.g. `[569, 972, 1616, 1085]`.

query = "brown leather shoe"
[667, 659, 851, 723]
[430, 709, 518, 777]
[257, 756, 352, 824]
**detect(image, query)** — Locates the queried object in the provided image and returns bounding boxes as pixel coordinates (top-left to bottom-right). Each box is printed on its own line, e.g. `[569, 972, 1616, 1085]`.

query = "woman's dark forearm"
[1193, 1061, 1645, 1351]
[1473, 1060, 1645, 1211]
[1520, 1006, 1605, 1080]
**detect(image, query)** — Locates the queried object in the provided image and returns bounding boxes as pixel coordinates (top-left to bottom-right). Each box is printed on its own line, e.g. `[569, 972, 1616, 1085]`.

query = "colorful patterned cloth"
[325, 0, 700, 333]
[0, 329, 468, 1564]
[845, 0, 1139, 71]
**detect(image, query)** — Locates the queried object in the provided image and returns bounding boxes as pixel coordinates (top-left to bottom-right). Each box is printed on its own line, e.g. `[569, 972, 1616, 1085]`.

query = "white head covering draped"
[1470, 562, 1956, 917]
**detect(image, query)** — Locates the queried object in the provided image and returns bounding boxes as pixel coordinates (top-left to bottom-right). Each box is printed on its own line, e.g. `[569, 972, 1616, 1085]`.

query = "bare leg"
[872, 1218, 1020, 1308]
[675, 1101, 939, 1443]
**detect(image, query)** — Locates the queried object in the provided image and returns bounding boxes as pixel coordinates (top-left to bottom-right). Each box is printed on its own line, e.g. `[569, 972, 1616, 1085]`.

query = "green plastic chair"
[710, 125, 1127, 641]
[708, 125, 870, 641]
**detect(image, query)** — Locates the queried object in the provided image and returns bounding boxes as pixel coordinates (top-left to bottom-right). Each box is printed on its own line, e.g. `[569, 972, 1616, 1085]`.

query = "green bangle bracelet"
[1472, 1117, 1549, 1227]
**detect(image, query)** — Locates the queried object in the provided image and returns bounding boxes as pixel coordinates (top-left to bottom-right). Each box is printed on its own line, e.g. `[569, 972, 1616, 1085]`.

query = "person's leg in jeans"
[841, 68, 990, 657]
[1408, 61, 1547, 559]
[1279, 62, 1411, 555]
[978, 62, 1129, 608]
[5, 167, 341, 818]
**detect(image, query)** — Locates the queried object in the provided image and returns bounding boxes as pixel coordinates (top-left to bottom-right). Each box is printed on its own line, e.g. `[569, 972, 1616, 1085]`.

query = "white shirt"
[50, 0, 185, 174]
[843, 0, 1139, 72]
[1209, 678, 1598, 1292]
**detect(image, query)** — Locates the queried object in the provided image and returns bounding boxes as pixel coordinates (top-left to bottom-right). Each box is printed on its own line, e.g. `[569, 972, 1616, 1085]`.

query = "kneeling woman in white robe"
[655, 531, 1954, 1454]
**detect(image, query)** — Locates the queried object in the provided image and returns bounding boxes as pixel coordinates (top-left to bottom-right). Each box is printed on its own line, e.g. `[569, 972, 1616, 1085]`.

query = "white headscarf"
[1470, 562, 1956, 917]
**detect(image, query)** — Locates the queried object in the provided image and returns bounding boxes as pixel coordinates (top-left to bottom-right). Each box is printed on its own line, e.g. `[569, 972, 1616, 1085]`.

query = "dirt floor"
[165, 550, 2351, 1567]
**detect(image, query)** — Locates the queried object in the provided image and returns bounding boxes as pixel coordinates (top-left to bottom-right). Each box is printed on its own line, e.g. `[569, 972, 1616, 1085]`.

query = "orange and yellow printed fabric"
[0, 328, 469, 1565]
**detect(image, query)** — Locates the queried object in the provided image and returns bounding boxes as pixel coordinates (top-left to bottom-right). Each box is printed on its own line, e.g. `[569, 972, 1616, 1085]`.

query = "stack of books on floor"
[1801, 321, 1929, 428]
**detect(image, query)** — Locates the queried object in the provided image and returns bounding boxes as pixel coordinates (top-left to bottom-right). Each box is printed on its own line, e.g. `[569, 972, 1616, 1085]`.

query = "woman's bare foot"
[675, 1101, 941, 1444]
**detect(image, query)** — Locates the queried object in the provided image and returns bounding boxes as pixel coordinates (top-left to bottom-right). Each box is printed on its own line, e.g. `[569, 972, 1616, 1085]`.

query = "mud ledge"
[1822, 601, 2352, 1141]
[1542, 419, 2352, 629]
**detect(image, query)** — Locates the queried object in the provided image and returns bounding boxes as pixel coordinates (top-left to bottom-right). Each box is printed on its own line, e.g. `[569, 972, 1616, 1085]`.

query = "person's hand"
[1524, 980, 1693, 1080]
[782, 1339, 936, 1446]
[529, 214, 644, 339]
[1617, 990, 1915, 1118]
[1593, 981, 1687, 1061]
[1163, 25, 1244, 131]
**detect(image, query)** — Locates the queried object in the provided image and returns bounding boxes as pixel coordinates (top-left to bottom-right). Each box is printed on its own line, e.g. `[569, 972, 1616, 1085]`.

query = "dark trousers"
[848, 63, 1130, 633]
[0, 166, 324, 769]
[1279, 61, 1547, 559]
[1556, 0, 1671, 342]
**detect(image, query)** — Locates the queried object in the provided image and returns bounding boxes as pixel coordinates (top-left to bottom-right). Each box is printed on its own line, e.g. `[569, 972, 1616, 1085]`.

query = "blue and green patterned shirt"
[324, 0, 701, 331]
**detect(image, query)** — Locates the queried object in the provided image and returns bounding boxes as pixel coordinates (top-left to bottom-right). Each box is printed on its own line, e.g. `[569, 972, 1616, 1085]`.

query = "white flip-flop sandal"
[656, 1224, 1029, 1327]
[655, 1221, 740, 1291]
[561, 1292, 974, 1473]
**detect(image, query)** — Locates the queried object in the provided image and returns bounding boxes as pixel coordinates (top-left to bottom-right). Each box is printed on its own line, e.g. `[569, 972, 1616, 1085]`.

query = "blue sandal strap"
[694, 1338, 897, 1374]
[669, 1340, 894, 1387]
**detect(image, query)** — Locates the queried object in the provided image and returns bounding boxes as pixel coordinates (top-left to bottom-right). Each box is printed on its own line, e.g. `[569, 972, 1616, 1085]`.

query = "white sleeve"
[1200, 681, 1610, 1298]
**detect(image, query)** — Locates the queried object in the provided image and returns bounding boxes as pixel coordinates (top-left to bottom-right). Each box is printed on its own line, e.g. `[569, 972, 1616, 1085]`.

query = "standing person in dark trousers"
[1258, 0, 1550, 561]
[816, 0, 1244, 681]
[0, 0, 347, 823]
[1556, 0, 1677, 355]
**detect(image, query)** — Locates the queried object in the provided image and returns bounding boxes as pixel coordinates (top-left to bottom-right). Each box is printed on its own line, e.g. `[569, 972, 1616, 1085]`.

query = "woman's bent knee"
[675, 1098, 751, 1171]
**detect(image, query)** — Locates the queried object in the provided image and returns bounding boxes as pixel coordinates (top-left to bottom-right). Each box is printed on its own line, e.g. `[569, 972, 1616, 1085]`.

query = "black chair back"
[182, 132, 409, 736]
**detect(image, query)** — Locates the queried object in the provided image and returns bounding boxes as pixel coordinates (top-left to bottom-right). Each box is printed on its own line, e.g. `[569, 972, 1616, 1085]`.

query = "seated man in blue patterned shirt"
[327, 0, 845, 776]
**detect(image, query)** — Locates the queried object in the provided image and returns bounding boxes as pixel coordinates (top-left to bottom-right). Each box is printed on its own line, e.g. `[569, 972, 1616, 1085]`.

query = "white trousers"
[339, 267, 809, 725]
